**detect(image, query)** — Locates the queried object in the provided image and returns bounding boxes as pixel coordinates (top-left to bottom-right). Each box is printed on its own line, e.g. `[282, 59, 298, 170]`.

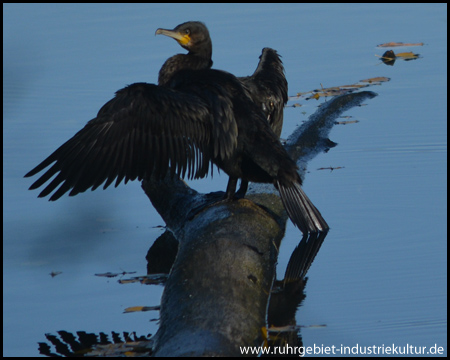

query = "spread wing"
[25, 82, 229, 200]
[239, 48, 288, 138]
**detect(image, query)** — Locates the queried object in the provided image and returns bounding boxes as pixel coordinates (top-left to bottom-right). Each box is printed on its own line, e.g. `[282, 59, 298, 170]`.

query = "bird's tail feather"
[277, 180, 329, 234]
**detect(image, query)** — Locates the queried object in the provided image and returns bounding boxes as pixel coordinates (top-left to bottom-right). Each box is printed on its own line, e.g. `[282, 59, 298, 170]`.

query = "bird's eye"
[185, 29, 190, 35]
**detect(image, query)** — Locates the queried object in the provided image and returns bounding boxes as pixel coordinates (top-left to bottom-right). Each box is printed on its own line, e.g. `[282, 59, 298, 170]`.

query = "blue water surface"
[3, 3, 447, 356]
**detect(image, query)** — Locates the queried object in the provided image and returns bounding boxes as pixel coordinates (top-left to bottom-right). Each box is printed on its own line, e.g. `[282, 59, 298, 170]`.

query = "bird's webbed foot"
[225, 178, 248, 200]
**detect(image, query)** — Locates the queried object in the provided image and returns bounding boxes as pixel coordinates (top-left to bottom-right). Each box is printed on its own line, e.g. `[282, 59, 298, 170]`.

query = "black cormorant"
[235, 47, 288, 196]
[25, 21, 328, 234]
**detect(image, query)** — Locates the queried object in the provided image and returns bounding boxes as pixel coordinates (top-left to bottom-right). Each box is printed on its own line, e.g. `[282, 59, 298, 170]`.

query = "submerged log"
[143, 91, 377, 356]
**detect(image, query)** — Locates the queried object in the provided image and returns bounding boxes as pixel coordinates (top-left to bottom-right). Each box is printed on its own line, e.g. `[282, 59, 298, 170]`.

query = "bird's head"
[156, 21, 212, 59]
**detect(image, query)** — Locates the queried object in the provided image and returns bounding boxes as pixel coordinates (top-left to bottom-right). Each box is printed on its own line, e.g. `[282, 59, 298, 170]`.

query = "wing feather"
[24, 83, 224, 200]
[238, 48, 288, 138]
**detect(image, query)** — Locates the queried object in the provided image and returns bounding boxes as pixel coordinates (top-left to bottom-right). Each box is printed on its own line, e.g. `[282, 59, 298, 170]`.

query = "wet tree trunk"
[143, 91, 377, 356]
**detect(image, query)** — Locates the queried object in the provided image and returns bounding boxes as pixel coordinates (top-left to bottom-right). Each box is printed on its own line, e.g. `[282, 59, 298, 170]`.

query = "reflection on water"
[3, 3, 447, 356]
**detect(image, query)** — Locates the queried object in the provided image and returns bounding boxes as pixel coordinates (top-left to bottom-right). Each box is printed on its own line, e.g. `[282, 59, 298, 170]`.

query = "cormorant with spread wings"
[25, 21, 328, 234]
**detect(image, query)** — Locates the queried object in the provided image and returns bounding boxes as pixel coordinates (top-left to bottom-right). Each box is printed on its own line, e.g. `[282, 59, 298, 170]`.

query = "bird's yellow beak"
[155, 28, 190, 46]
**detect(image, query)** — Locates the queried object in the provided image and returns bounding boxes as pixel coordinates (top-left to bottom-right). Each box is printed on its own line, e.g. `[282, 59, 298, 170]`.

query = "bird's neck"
[158, 54, 213, 86]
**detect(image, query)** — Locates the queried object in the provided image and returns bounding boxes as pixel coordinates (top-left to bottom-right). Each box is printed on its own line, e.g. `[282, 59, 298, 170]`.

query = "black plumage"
[25, 21, 328, 234]
[239, 47, 288, 138]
